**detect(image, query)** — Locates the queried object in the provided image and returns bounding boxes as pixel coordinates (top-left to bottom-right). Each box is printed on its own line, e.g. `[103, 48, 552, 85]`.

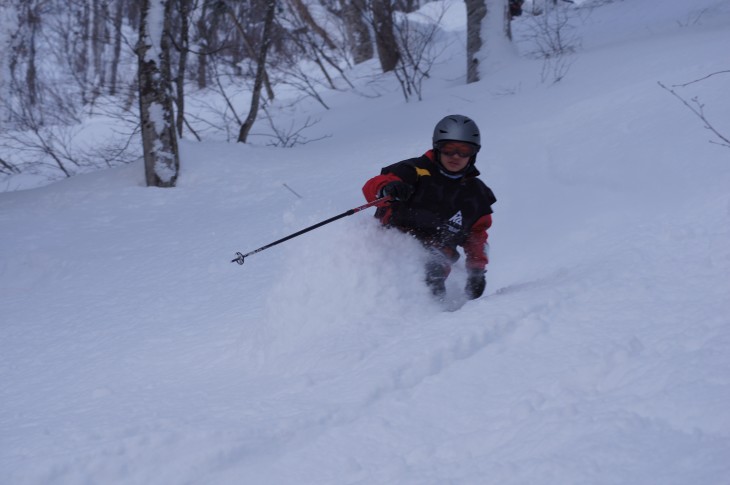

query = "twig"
[282, 183, 303, 199]
[658, 81, 730, 149]
[671, 70, 730, 88]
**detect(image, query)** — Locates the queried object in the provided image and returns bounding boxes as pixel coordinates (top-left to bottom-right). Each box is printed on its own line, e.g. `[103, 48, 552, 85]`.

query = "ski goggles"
[437, 142, 478, 158]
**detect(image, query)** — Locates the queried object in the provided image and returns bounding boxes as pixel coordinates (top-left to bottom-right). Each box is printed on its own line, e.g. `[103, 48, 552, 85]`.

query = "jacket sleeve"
[462, 213, 492, 271]
[363, 159, 422, 203]
[362, 173, 403, 204]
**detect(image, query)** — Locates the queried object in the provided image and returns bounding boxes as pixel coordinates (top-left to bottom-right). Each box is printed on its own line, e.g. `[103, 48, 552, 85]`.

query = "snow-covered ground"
[2, 0, 730, 483]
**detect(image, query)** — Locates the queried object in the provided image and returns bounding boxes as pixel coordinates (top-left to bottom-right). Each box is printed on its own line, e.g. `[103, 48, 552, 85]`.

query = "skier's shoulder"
[465, 173, 497, 207]
[381, 153, 433, 181]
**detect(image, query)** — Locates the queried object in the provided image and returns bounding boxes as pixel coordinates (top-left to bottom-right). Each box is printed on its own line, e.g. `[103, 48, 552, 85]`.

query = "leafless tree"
[136, 0, 180, 187]
[338, 0, 374, 65]
[372, 0, 400, 73]
[109, 0, 126, 96]
[193, 0, 217, 90]
[260, 105, 330, 147]
[0, 95, 138, 180]
[392, 5, 448, 101]
[238, 0, 277, 143]
[523, 0, 581, 83]
[172, 0, 193, 137]
[466, 0, 514, 83]
[5, 0, 46, 117]
[466, 0, 486, 84]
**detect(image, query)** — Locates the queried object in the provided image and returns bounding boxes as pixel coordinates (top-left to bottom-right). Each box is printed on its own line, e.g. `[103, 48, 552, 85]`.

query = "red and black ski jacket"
[362, 150, 496, 271]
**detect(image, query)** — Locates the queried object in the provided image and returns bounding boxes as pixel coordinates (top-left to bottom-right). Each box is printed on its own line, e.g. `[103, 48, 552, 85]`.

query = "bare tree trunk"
[78, 2, 91, 103]
[465, 0, 486, 84]
[23, 2, 42, 107]
[175, 0, 191, 137]
[137, 0, 180, 188]
[372, 0, 400, 73]
[288, 0, 336, 50]
[237, 0, 276, 143]
[91, 0, 109, 100]
[195, 1, 213, 90]
[195, 0, 246, 91]
[503, 1, 512, 40]
[340, 0, 373, 64]
[109, 0, 124, 96]
[466, 0, 513, 83]
[2, 4, 18, 116]
[223, 3, 275, 102]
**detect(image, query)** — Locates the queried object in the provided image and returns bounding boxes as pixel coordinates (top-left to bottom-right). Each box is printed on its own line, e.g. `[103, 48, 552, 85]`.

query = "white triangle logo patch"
[448, 211, 463, 226]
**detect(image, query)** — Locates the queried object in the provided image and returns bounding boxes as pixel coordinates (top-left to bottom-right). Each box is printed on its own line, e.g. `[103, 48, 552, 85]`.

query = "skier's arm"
[362, 173, 404, 204]
[463, 214, 492, 271]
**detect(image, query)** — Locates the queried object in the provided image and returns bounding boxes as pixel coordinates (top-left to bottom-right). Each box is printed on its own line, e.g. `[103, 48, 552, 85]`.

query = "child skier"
[362, 114, 497, 300]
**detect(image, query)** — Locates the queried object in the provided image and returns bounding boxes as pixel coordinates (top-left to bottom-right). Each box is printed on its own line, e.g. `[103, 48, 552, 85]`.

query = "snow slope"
[2, 0, 730, 483]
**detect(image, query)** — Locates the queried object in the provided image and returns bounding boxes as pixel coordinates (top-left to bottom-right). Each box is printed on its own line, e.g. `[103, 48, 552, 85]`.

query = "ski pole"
[231, 196, 390, 265]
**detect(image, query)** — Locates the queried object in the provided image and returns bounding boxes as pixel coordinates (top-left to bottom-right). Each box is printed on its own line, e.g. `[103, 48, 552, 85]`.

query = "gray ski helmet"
[432, 115, 481, 150]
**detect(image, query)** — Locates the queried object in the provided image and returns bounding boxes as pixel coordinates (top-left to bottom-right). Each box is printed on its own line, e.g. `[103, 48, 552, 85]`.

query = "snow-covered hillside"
[2, 0, 730, 483]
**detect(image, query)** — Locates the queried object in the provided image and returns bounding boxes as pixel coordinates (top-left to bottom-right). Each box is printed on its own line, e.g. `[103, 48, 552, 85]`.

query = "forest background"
[1, 0, 562, 189]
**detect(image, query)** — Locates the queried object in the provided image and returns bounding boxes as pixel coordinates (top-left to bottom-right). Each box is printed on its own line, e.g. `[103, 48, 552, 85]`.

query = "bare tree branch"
[658, 80, 730, 149]
[671, 70, 730, 88]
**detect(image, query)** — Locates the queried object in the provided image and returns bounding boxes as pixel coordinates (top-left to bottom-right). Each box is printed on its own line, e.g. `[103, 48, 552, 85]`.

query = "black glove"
[379, 181, 414, 201]
[465, 269, 486, 299]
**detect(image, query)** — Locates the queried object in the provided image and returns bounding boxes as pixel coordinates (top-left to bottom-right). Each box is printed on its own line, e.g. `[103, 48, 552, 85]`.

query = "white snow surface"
[2, 0, 730, 483]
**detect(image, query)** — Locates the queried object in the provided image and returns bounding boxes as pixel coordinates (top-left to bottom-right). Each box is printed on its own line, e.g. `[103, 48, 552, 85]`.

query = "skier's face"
[438, 142, 476, 173]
